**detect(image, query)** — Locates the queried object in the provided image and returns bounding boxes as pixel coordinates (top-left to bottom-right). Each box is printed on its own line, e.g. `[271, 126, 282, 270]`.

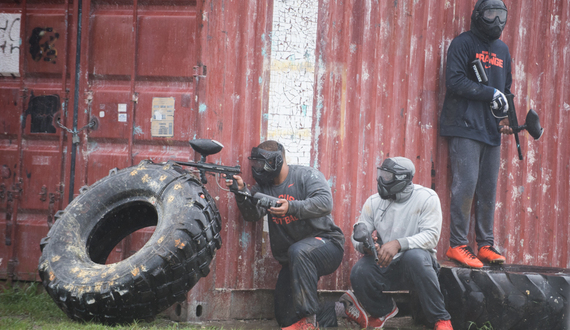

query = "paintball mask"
[248, 144, 284, 186]
[377, 158, 414, 200]
[474, 0, 508, 40]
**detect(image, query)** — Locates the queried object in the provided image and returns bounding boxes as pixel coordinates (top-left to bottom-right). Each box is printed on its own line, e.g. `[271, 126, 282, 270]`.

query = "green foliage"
[468, 321, 495, 330]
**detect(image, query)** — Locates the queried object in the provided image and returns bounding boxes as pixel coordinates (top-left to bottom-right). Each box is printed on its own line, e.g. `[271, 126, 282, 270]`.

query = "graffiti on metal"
[267, 0, 318, 166]
[24, 93, 60, 133]
[0, 13, 21, 77]
[29, 27, 59, 64]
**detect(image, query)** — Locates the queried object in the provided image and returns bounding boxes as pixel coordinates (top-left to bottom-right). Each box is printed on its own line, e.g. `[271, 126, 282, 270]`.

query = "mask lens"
[377, 168, 395, 183]
[250, 159, 266, 171]
[483, 8, 507, 22]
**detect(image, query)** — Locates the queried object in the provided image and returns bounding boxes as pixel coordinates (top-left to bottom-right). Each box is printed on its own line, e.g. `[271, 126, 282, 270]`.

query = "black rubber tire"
[437, 262, 570, 330]
[38, 160, 222, 324]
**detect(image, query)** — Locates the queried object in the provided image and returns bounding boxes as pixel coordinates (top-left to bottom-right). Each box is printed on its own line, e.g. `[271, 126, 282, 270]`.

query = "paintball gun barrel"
[353, 223, 379, 263]
[174, 139, 242, 193]
[504, 94, 544, 160]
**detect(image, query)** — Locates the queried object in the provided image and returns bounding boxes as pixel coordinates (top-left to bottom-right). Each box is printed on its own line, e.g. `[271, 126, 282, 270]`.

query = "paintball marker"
[353, 223, 379, 263]
[174, 139, 242, 193]
[503, 94, 544, 160]
[252, 192, 282, 210]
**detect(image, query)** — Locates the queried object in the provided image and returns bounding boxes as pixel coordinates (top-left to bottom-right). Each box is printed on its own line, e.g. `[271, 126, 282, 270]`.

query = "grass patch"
[0, 282, 214, 330]
[468, 321, 495, 330]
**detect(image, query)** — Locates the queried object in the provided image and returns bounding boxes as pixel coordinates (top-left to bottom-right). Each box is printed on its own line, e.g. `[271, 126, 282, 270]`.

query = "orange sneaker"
[281, 316, 318, 330]
[477, 246, 506, 264]
[368, 299, 398, 329]
[434, 319, 453, 330]
[446, 245, 483, 268]
[339, 291, 368, 328]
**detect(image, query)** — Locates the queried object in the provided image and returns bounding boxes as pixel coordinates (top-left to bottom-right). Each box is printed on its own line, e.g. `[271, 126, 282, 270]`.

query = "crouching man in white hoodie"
[339, 157, 453, 330]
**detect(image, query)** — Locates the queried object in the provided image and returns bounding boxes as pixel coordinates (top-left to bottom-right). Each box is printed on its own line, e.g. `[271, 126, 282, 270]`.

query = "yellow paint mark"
[526, 290, 530, 295]
[175, 239, 186, 249]
[160, 175, 167, 181]
[163, 165, 171, 170]
[49, 272, 55, 281]
[168, 195, 175, 203]
[158, 236, 165, 244]
[71, 267, 80, 273]
[131, 267, 140, 277]
[142, 174, 151, 183]
[51, 255, 61, 262]
[174, 183, 182, 190]
[130, 170, 138, 176]
[94, 282, 103, 292]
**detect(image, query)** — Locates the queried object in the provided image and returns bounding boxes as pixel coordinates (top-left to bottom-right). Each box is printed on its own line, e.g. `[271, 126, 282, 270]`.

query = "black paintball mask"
[377, 158, 414, 200]
[472, 0, 508, 40]
[248, 144, 284, 186]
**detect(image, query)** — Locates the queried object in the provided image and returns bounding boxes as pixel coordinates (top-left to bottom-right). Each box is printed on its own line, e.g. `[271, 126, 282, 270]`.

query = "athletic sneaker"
[281, 315, 318, 330]
[368, 299, 399, 329]
[446, 245, 483, 268]
[434, 319, 454, 330]
[339, 291, 368, 328]
[477, 246, 506, 264]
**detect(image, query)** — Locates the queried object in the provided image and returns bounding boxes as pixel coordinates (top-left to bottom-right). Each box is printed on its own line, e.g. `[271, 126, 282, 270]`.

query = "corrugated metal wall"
[312, 0, 570, 277]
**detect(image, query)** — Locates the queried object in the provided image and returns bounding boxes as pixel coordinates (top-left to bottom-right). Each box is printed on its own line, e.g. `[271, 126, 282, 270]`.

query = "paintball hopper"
[353, 223, 379, 262]
[519, 109, 544, 140]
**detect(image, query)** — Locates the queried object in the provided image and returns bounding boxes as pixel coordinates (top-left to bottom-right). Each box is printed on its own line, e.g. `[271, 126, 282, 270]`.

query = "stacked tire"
[439, 263, 570, 330]
[38, 160, 222, 324]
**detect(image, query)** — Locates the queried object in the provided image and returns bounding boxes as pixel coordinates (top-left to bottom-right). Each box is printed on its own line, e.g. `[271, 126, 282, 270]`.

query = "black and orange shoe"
[434, 319, 454, 330]
[281, 316, 318, 330]
[368, 298, 398, 329]
[477, 246, 506, 264]
[446, 245, 483, 268]
[339, 291, 368, 329]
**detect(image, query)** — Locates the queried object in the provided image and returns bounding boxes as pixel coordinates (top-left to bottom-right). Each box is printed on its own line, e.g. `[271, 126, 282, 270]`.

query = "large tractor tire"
[438, 261, 570, 330]
[38, 160, 222, 324]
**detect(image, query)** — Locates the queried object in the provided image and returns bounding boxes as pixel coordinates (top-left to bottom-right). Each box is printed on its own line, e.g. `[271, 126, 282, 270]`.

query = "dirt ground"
[185, 316, 426, 329]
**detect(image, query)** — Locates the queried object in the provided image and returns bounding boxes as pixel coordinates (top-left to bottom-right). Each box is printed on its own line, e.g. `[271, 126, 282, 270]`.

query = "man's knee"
[350, 256, 376, 285]
[399, 249, 438, 277]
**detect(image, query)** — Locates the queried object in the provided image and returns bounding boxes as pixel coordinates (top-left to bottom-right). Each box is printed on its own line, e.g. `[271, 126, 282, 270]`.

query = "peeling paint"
[199, 103, 207, 113]
[239, 231, 250, 248]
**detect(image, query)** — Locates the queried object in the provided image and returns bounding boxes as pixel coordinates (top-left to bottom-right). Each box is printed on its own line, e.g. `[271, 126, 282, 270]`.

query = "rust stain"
[49, 272, 55, 281]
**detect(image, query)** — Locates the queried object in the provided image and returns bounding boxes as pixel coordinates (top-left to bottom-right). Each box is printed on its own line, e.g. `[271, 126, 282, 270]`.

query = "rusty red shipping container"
[0, 0, 568, 322]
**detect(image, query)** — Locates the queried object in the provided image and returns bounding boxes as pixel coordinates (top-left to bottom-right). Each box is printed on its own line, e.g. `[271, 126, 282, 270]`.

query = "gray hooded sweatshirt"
[352, 183, 442, 260]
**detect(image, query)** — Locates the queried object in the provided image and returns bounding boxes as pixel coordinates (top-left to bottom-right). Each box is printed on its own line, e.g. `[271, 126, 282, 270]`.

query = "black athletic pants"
[274, 236, 344, 328]
[350, 249, 450, 324]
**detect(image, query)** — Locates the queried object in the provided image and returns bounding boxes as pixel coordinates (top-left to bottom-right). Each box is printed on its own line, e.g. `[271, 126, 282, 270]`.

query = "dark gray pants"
[274, 236, 344, 328]
[449, 137, 500, 248]
[350, 250, 450, 324]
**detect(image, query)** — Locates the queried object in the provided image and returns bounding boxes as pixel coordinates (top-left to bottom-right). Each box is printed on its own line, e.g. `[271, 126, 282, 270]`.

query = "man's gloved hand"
[490, 89, 509, 118]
